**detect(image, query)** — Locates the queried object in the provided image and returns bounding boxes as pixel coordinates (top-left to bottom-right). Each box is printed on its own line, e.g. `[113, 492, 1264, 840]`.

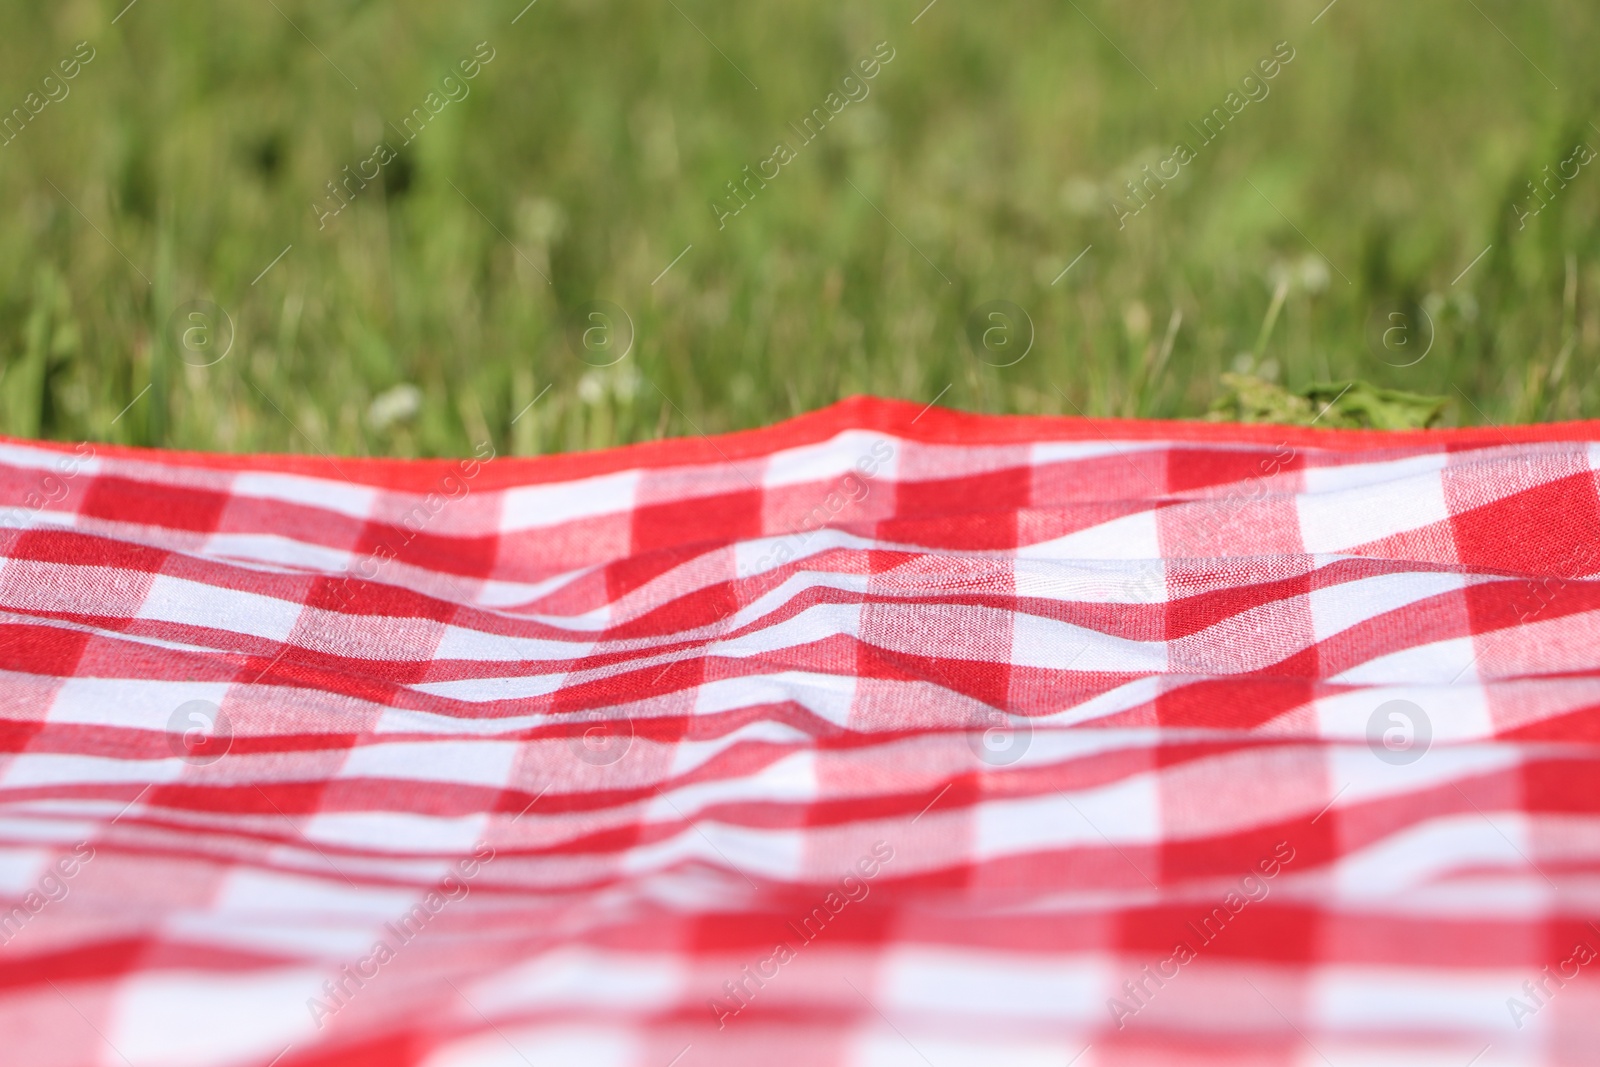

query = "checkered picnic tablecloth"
[1, 397, 1596, 1066]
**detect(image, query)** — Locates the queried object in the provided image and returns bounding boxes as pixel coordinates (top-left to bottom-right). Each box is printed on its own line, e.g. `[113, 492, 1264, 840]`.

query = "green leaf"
[1208, 375, 1447, 430]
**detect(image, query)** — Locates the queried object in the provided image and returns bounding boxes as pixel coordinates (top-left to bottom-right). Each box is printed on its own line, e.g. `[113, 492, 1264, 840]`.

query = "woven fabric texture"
[1, 397, 1596, 1066]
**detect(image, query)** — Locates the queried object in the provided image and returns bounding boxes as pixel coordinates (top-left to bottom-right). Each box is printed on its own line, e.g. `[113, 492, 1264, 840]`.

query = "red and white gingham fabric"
[1, 396, 1598, 1067]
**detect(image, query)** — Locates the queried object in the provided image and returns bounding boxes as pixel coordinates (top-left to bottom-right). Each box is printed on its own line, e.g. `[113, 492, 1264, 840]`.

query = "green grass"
[2, 0, 1598, 456]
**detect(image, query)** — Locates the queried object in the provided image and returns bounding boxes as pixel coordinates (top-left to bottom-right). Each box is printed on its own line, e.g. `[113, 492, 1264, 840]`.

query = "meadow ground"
[1, 0, 1597, 456]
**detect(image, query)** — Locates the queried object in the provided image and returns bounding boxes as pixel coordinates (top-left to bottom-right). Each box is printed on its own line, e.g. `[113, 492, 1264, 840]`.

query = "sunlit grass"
[1, 0, 1596, 456]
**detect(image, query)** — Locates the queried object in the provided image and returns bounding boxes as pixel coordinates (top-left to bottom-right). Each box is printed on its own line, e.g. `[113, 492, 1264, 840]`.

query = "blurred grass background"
[1, 0, 1597, 456]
